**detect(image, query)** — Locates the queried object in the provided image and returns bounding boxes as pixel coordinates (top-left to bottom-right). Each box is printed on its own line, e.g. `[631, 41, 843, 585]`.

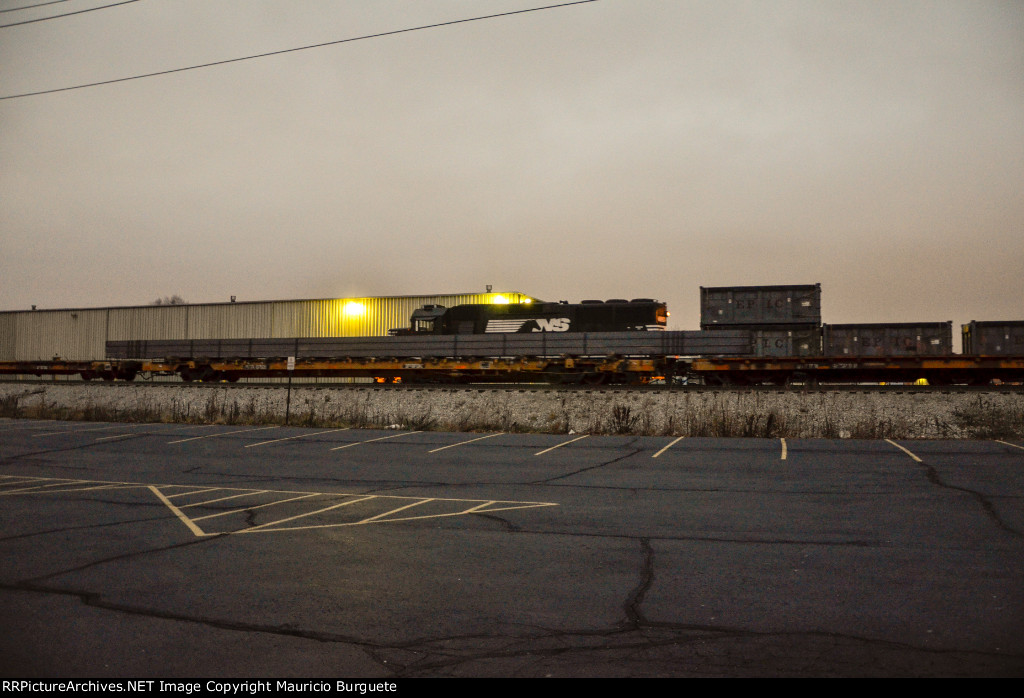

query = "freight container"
[823, 322, 953, 357]
[752, 326, 823, 357]
[962, 321, 1024, 356]
[700, 284, 821, 327]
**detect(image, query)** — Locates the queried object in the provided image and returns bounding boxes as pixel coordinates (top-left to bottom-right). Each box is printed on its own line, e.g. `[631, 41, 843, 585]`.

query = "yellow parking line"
[34, 425, 126, 437]
[0, 421, 60, 430]
[0, 480, 91, 495]
[535, 435, 589, 456]
[237, 495, 377, 532]
[781, 438, 788, 460]
[245, 499, 559, 533]
[191, 493, 322, 521]
[428, 433, 503, 453]
[1, 474, 46, 480]
[54, 484, 140, 493]
[357, 498, 432, 523]
[180, 490, 271, 508]
[166, 487, 222, 499]
[168, 426, 279, 444]
[996, 440, 1024, 451]
[652, 436, 685, 458]
[149, 486, 207, 537]
[2, 473, 561, 536]
[329, 431, 420, 451]
[245, 428, 350, 448]
[885, 439, 922, 462]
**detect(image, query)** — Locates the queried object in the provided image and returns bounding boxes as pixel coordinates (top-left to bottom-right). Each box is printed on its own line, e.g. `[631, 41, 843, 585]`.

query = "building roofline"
[1, 291, 539, 315]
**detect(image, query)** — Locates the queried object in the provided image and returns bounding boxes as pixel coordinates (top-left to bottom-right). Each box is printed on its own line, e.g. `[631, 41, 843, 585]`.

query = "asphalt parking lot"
[1, 419, 1022, 677]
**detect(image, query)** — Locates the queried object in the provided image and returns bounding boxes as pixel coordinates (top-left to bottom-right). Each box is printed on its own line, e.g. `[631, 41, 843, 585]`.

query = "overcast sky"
[1, 0, 1022, 330]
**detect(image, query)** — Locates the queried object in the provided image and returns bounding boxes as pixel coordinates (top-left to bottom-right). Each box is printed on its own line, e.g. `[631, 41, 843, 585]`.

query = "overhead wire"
[0, 0, 75, 14]
[0, 0, 140, 26]
[0, 0, 600, 100]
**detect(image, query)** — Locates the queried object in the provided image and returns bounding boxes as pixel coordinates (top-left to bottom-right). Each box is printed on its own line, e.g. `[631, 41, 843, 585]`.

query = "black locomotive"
[390, 299, 668, 335]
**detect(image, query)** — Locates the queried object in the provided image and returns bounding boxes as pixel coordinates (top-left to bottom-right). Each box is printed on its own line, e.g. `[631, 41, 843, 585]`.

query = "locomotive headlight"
[343, 301, 366, 316]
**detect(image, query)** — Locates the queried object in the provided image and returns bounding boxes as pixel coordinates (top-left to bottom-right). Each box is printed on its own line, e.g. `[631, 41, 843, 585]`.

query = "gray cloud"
[2, 0, 1021, 331]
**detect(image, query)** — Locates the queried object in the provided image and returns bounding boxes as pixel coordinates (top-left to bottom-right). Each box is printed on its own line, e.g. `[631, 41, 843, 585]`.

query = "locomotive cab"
[388, 304, 449, 336]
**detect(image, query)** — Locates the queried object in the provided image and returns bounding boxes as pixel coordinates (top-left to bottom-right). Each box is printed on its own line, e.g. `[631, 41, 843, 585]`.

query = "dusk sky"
[2, 0, 1022, 331]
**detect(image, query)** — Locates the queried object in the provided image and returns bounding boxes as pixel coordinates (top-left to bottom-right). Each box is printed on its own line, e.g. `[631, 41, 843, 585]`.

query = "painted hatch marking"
[0, 474, 558, 537]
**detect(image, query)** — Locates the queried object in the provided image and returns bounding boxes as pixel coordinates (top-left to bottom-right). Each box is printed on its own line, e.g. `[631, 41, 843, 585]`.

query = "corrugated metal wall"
[0, 292, 535, 362]
[186, 303, 277, 339]
[12, 308, 108, 360]
[0, 313, 15, 360]
[108, 305, 189, 342]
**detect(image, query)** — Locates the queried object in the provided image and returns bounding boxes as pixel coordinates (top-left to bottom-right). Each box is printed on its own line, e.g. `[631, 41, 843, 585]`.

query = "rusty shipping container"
[700, 284, 821, 328]
[962, 321, 1024, 356]
[823, 322, 953, 357]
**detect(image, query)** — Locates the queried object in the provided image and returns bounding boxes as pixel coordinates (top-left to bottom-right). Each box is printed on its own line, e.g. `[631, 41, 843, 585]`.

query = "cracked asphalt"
[1, 419, 1022, 677]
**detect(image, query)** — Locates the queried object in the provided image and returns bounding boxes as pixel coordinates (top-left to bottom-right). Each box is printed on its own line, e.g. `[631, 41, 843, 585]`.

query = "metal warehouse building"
[0, 291, 536, 362]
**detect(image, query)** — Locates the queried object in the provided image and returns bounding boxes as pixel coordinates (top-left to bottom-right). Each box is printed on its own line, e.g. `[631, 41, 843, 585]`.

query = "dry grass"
[3, 385, 1022, 439]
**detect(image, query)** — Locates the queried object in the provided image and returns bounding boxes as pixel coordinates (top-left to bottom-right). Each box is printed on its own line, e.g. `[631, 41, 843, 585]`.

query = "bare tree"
[149, 295, 186, 305]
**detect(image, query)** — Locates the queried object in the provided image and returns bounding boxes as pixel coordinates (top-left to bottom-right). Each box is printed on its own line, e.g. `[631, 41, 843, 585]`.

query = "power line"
[0, 0, 140, 27]
[0, 0, 74, 14]
[0, 0, 600, 100]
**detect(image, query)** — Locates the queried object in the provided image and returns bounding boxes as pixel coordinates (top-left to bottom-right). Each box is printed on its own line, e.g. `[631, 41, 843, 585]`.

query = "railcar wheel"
[785, 372, 817, 388]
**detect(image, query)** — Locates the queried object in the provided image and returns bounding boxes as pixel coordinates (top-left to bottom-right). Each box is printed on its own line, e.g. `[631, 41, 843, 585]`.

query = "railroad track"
[2, 378, 1021, 393]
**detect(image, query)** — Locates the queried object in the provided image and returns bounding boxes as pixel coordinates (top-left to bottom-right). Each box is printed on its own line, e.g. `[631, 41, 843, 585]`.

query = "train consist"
[2, 286, 1022, 385]
[100, 299, 739, 385]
